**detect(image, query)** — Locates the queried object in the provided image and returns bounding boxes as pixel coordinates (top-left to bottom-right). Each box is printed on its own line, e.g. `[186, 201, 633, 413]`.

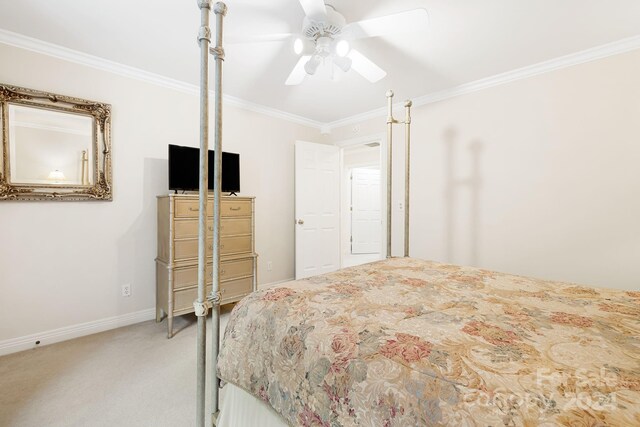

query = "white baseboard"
[0, 308, 156, 357]
[0, 280, 295, 357]
[258, 277, 295, 290]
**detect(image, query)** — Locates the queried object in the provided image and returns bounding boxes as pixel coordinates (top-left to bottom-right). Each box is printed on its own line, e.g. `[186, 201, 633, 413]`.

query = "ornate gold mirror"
[0, 84, 112, 201]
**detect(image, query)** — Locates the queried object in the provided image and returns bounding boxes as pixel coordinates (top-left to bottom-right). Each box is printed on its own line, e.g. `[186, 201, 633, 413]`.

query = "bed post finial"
[214, 2, 227, 15]
[197, 0, 211, 9]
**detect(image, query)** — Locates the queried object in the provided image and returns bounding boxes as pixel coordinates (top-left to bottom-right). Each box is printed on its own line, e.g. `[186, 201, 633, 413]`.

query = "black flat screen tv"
[168, 144, 240, 193]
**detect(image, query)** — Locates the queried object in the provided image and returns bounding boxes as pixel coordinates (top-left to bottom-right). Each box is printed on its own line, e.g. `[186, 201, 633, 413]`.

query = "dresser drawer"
[220, 258, 253, 281]
[221, 200, 252, 217]
[175, 199, 251, 218]
[221, 217, 251, 236]
[173, 285, 212, 312]
[220, 235, 252, 255]
[174, 217, 251, 239]
[173, 277, 253, 312]
[221, 277, 253, 303]
[174, 236, 252, 260]
[175, 220, 207, 239]
[174, 238, 212, 261]
[175, 199, 213, 218]
[172, 258, 253, 291]
[173, 264, 212, 290]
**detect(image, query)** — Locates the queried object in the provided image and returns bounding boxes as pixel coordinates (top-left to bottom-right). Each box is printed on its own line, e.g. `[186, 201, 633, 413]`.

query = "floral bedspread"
[218, 257, 640, 426]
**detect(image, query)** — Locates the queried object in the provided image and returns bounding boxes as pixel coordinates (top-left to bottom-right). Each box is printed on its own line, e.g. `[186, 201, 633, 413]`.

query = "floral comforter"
[218, 257, 640, 426]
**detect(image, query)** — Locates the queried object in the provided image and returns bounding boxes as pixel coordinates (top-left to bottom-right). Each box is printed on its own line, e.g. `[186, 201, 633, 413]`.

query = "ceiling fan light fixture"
[335, 39, 350, 57]
[293, 37, 315, 55]
[333, 55, 352, 73]
[304, 55, 322, 75]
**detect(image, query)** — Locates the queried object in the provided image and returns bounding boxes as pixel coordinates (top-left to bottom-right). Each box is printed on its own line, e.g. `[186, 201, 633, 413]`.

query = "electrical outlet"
[267, 261, 273, 271]
[122, 283, 131, 297]
[399, 202, 404, 211]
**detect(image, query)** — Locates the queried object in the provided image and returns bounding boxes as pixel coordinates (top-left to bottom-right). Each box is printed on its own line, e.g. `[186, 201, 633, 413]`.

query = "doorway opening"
[340, 138, 385, 268]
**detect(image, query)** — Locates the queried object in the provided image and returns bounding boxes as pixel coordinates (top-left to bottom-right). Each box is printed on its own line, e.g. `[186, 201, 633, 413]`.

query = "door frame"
[335, 133, 387, 268]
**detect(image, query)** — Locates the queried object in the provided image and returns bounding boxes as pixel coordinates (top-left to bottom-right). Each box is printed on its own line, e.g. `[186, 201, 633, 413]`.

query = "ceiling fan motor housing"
[302, 6, 346, 40]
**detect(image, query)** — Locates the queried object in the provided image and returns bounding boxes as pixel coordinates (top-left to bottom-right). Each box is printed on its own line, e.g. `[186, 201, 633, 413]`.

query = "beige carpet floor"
[0, 308, 232, 427]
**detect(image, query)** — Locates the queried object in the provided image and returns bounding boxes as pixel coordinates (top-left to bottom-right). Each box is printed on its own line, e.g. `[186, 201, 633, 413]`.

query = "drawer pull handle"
[208, 245, 224, 250]
[189, 207, 198, 212]
[208, 226, 213, 231]
[229, 207, 241, 211]
[221, 269, 226, 275]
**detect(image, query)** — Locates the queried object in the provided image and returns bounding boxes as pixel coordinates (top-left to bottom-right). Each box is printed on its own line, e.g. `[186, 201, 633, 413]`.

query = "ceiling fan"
[228, 0, 428, 85]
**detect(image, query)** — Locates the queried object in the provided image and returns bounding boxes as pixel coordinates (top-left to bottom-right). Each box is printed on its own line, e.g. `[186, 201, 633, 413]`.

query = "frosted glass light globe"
[335, 40, 350, 57]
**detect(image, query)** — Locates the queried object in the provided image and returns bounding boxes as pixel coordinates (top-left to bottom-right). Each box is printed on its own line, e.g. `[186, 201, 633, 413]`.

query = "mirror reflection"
[9, 105, 94, 186]
[1, 83, 111, 201]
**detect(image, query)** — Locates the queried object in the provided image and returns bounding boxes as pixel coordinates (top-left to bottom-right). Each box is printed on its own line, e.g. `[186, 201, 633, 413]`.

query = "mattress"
[217, 383, 288, 427]
[218, 257, 640, 426]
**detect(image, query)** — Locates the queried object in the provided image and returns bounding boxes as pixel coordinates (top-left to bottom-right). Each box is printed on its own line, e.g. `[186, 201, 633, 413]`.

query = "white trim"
[2, 28, 639, 132]
[222, 94, 324, 129]
[0, 29, 324, 130]
[257, 277, 295, 290]
[0, 308, 155, 356]
[324, 35, 640, 131]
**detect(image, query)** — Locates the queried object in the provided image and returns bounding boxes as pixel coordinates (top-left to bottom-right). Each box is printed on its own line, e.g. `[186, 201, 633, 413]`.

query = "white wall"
[0, 43, 320, 345]
[328, 49, 640, 291]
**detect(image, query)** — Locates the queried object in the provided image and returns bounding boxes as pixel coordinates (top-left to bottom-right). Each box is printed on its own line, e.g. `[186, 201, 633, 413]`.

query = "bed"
[191, 3, 638, 425]
[217, 257, 639, 426]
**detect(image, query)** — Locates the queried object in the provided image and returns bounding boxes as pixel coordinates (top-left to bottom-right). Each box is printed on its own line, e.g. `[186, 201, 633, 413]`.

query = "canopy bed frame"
[193, 4, 639, 427]
[192, 2, 414, 425]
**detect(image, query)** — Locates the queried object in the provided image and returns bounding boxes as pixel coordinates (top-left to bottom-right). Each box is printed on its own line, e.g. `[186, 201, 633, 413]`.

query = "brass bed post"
[386, 91, 396, 258]
[386, 91, 413, 259]
[404, 100, 412, 257]
[195, 1, 212, 426]
[210, 1, 227, 423]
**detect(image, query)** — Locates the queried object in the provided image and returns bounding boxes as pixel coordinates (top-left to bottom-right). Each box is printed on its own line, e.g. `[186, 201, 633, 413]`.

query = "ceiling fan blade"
[285, 55, 312, 86]
[298, 0, 327, 20]
[347, 49, 386, 83]
[226, 33, 294, 44]
[342, 8, 428, 40]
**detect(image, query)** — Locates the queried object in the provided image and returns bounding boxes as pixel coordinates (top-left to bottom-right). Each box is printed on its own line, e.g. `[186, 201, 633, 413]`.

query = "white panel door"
[295, 141, 340, 280]
[351, 168, 381, 254]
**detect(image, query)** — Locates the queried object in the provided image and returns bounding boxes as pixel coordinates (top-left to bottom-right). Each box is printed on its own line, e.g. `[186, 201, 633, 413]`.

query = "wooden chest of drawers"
[156, 195, 256, 338]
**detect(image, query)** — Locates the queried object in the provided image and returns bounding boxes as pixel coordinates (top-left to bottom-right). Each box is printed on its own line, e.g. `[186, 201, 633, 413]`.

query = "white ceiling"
[1, 0, 639, 124]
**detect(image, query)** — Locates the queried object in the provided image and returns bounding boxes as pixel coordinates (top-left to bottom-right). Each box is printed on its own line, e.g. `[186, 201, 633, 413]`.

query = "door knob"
[297, 219, 304, 225]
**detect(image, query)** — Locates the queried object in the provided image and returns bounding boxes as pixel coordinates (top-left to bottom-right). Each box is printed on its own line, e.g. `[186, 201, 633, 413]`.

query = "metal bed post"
[404, 100, 412, 257]
[195, 1, 212, 426]
[386, 91, 396, 259]
[210, 1, 227, 423]
[193, 1, 226, 426]
[386, 91, 413, 259]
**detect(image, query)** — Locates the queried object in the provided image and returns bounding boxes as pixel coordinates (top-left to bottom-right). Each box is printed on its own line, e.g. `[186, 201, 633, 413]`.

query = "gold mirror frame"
[0, 83, 112, 201]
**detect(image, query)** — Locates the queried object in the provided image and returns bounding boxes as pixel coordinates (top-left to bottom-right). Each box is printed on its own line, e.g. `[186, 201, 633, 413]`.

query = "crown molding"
[325, 34, 640, 131]
[2, 28, 639, 133]
[0, 28, 324, 130]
